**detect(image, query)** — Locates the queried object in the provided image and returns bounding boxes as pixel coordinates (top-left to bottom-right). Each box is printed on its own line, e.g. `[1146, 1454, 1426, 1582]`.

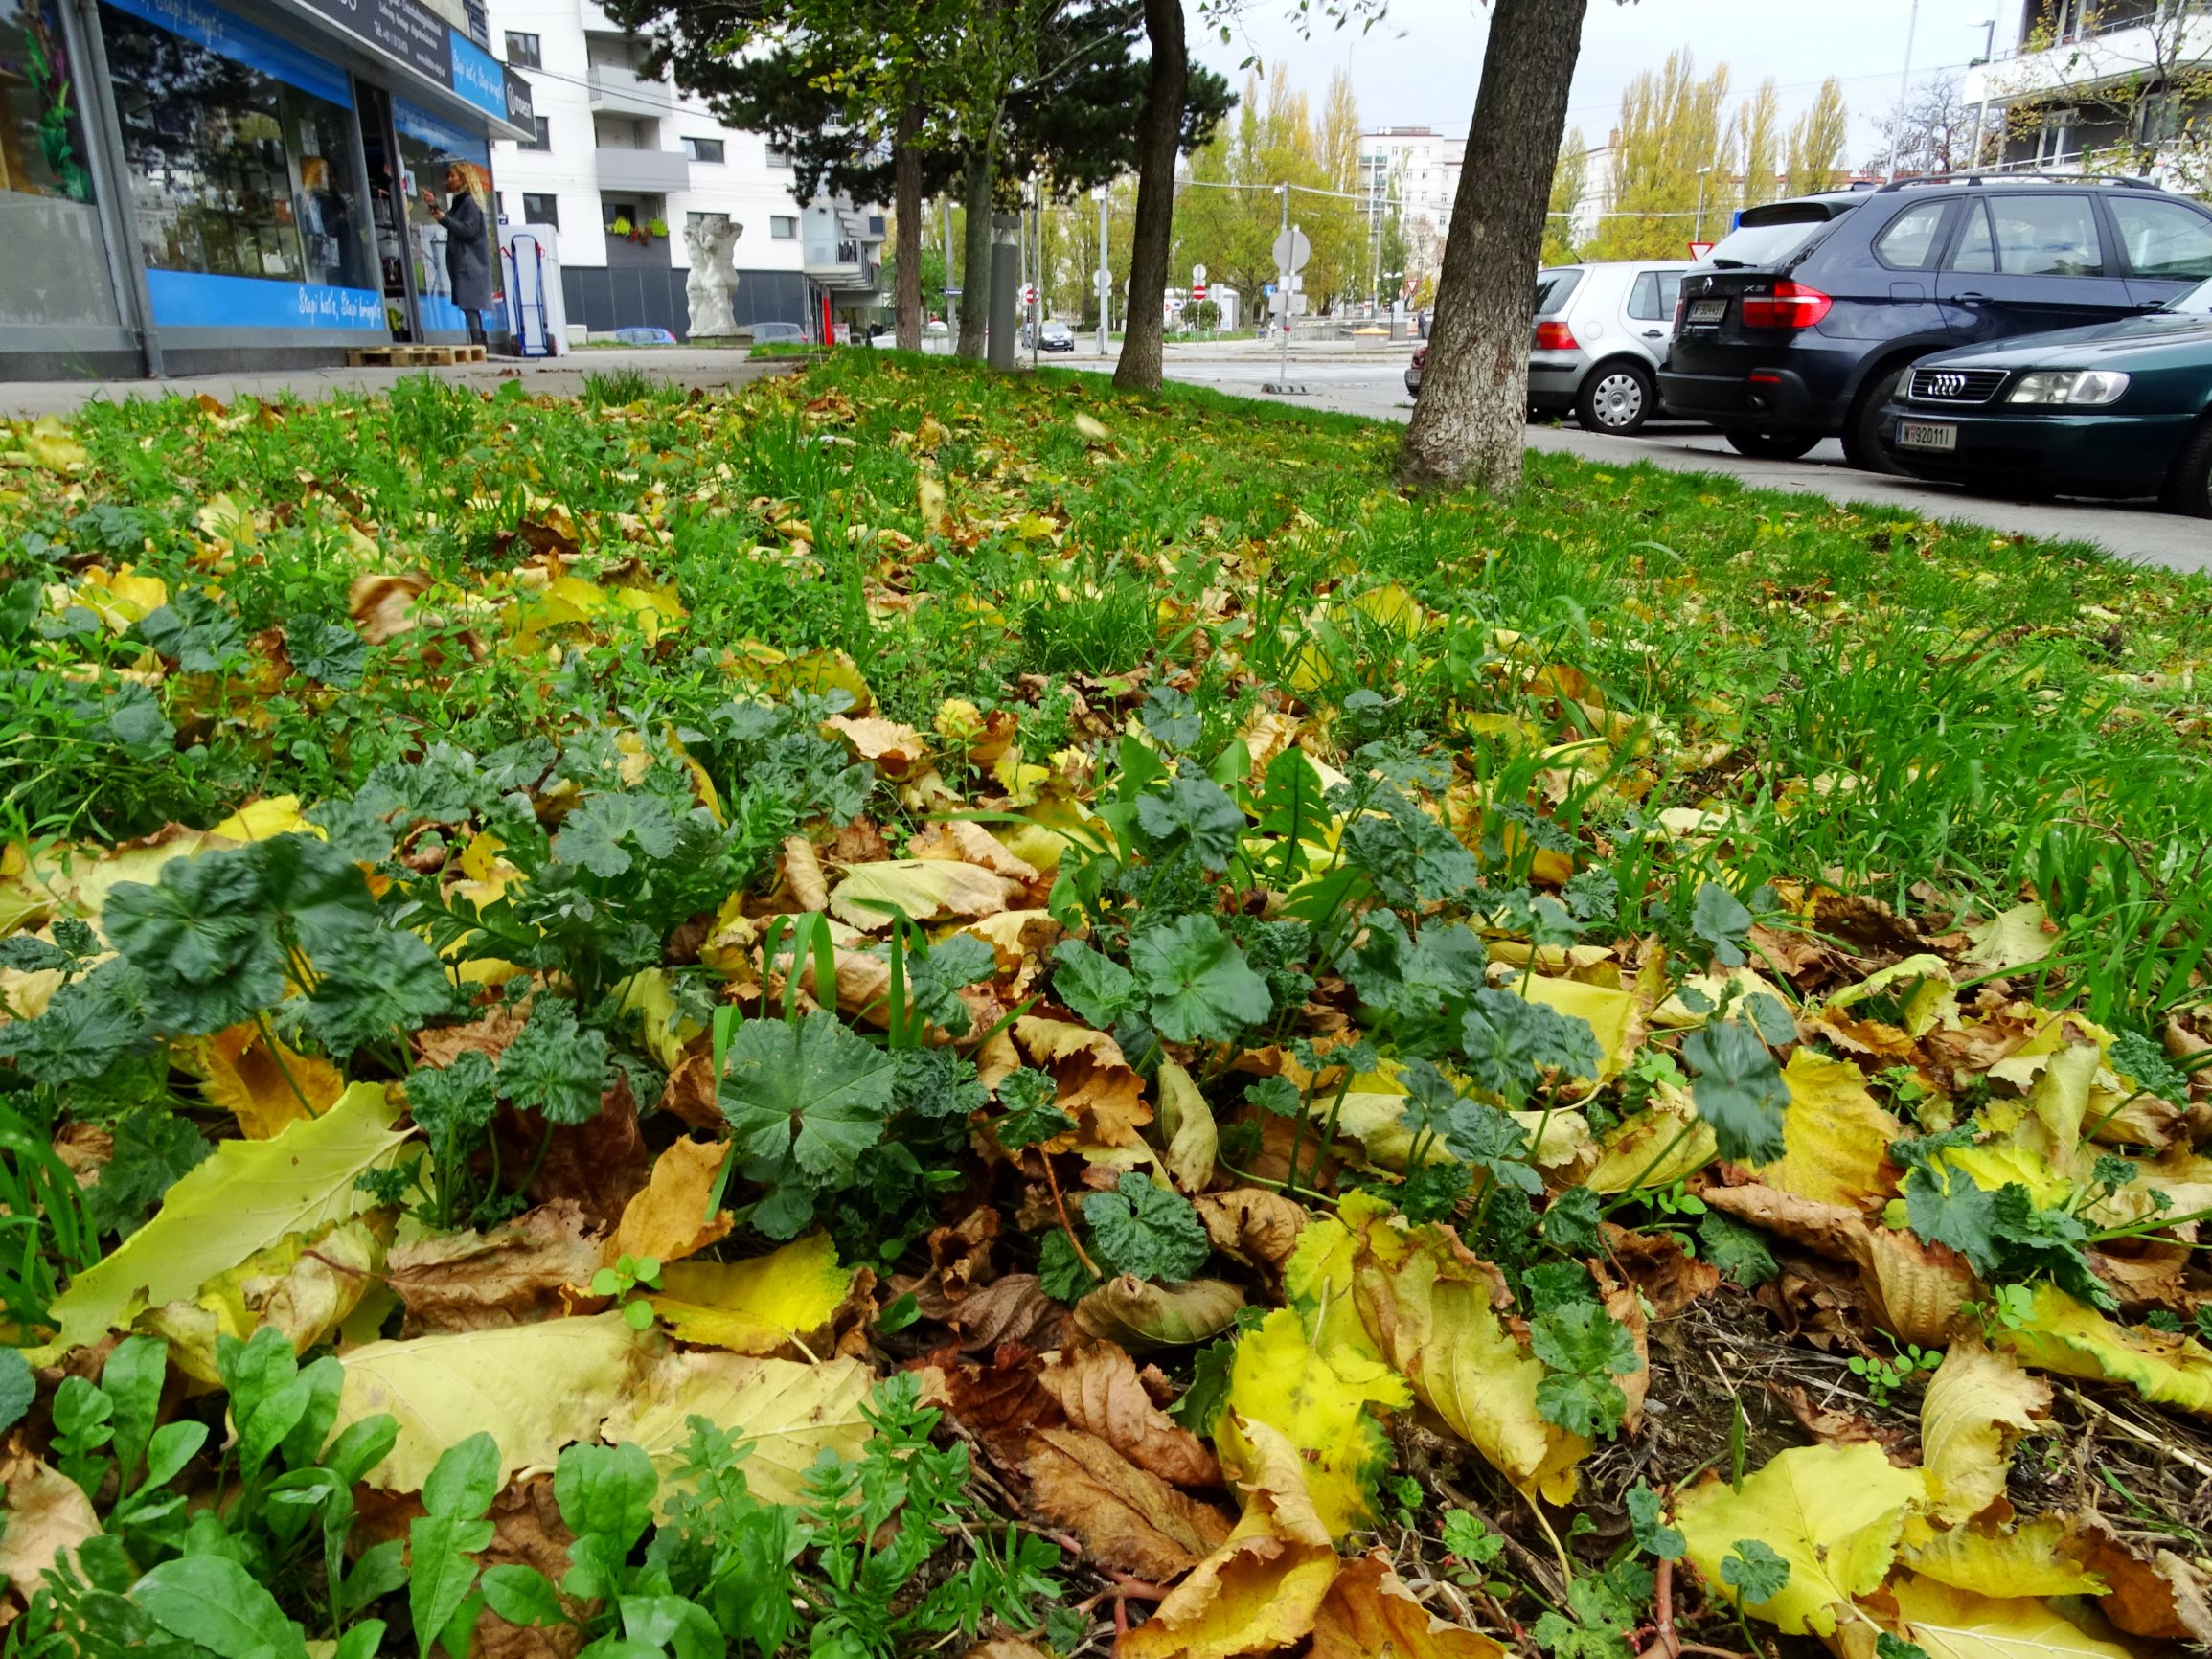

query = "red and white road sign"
[1687, 241, 1715, 261]
[1192, 283, 1208, 303]
[1023, 284, 1038, 305]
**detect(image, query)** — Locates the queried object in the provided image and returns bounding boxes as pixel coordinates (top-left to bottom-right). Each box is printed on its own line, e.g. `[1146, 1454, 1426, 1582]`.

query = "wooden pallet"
[347, 343, 489, 367]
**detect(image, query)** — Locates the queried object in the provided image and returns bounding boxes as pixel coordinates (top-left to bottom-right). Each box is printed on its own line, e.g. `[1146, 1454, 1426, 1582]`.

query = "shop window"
[1, 0, 117, 329]
[102, 0, 375, 304]
[770, 214, 797, 239]
[504, 31, 540, 68]
[682, 135, 723, 164]
[522, 192, 558, 227]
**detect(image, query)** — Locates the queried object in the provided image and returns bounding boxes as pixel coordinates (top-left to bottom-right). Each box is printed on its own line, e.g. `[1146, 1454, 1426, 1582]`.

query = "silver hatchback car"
[1528, 261, 1692, 435]
[1402, 261, 1691, 435]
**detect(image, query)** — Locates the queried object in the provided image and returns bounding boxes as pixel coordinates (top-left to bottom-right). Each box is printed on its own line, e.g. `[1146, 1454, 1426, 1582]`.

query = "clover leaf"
[498, 998, 611, 1125]
[1128, 915, 1271, 1045]
[1083, 1172, 1210, 1284]
[1681, 1017, 1789, 1165]
[718, 1010, 895, 1180]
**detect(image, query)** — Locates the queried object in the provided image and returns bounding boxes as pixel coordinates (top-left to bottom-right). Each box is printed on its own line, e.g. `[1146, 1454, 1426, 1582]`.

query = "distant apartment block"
[488, 0, 884, 339]
[1359, 125, 1463, 285]
[1967, 0, 2212, 188]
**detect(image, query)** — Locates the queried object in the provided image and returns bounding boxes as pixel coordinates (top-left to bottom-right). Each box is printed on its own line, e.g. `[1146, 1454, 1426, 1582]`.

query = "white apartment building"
[487, 0, 884, 339]
[1359, 125, 1464, 287]
[1967, 0, 2212, 190]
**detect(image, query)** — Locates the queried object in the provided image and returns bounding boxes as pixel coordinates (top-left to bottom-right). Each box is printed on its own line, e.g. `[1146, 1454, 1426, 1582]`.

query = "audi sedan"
[1877, 274, 2212, 515]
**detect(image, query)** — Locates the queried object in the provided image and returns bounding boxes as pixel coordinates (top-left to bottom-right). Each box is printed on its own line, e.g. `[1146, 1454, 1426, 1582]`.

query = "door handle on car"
[1953, 291, 1992, 303]
[1642, 329, 1666, 338]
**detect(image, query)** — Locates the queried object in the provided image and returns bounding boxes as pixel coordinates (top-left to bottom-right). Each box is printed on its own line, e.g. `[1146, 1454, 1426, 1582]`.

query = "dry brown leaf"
[349, 570, 431, 644]
[933, 1344, 1062, 1467]
[199, 1021, 346, 1138]
[1010, 1017, 1150, 1148]
[782, 835, 830, 912]
[1601, 1222, 1720, 1319]
[963, 1642, 1051, 1659]
[1310, 1553, 1507, 1659]
[2069, 1520, 2212, 1643]
[385, 1201, 604, 1335]
[492, 1072, 652, 1231]
[471, 1477, 591, 1659]
[948, 1274, 1071, 1352]
[1768, 1381, 1907, 1451]
[1023, 1425, 1233, 1579]
[416, 1002, 532, 1069]
[607, 1138, 733, 1267]
[1037, 1341, 1219, 1488]
[1919, 1338, 2050, 1523]
[907, 819, 1040, 883]
[1193, 1189, 1309, 1272]
[825, 715, 930, 779]
[658, 1051, 721, 1132]
[1074, 1277, 1245, 1352]
[1155, 1059, 1217, 1194]
[0, 1443, 99, 1602]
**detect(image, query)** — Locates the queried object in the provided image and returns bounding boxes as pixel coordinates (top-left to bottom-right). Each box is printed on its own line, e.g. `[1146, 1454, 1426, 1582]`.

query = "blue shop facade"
[1, 0, 534, 375]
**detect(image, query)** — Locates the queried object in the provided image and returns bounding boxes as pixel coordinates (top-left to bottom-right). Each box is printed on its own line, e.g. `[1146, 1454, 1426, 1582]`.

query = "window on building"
[2108, 194, 2212, 281]
[102, 0, 374, 295]
[504, 31, 540, 67]
[522, 193, 559, 227]
[1, 0, 120, 329]
[765, 143, 792, 167]
[518, 115, 551, 151]
[770, 214, 798, 239]
[683, 136, 724, 163]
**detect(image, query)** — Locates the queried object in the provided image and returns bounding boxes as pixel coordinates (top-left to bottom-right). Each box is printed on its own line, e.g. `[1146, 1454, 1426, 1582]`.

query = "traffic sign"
[1023, 284, 1038, 305]
[1688, 241, 1715, 261]
[1192, 283, 1207, 303]
[1272, 227, 1311, 275]
[1262, 283, 1276, 297]
[1192, 262, 1207, 285]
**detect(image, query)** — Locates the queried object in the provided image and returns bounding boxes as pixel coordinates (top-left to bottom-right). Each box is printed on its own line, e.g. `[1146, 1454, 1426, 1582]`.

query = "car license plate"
[1687, 299, 1726, 324]
[1896, 420, 1958, 453]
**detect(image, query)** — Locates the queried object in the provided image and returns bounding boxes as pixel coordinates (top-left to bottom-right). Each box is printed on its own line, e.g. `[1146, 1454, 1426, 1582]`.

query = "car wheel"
[1577, 361, 1655, 435]
[2161, 418, 2212, 517]
[1723, 429, 1821, 462]
[1843, 363, 1911, 474]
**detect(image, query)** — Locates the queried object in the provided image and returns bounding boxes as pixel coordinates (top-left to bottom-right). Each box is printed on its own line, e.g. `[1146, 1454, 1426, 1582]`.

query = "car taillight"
[1412, 346, 1427, 367]
[1739, 282, 1832, 330]
[1673, 296, 1685, 330]
[1533, 320, 1577, 350]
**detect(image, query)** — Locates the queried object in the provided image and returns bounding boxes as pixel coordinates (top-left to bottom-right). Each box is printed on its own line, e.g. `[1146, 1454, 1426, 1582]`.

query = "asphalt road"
[1066, 354, 2211, 576]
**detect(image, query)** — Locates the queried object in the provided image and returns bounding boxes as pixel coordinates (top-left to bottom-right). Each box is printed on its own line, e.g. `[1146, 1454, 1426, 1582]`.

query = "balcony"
[1970, 3, 2212, 103]
[587, 62, 672, 119]
[804, 238, 879, 292]
[593, 147, 690, 193]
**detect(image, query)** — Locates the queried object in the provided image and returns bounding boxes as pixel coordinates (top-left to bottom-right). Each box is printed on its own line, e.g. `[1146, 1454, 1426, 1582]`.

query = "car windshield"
[2172, 277, 2212, 314]
[1535, 269, 1583, 314]
[1704, 204, 1847, 269]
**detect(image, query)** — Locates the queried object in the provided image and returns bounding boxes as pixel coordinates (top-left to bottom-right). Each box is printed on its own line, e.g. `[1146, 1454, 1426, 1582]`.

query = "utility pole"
[1889, 0, 1922, 183]
[1095, 184, 1108, 355]
[1694, 165, 1714, 246]
[1275, 184, 1289, 386]
[1970, 17, 1996, 170]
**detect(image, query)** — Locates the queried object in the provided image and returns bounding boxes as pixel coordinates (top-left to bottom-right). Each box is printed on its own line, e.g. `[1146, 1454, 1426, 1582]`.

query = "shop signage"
[293, 0, 447, 82]
[145, 270, 386, 331]
[446, 28, 505, 121]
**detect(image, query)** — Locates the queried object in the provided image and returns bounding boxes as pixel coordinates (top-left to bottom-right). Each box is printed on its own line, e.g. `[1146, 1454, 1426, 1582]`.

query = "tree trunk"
[957, 147, 993, 361]
[1113, 0, 1185, 393]
[894, 88, 924, 352]
[1397, 0, 1590, 492]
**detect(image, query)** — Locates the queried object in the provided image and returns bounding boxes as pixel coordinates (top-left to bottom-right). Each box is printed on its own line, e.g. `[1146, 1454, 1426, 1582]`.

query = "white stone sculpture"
[683, 214, 743, 339]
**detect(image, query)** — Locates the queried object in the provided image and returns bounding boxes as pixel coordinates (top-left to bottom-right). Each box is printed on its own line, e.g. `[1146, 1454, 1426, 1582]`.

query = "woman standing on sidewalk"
[420, 160, 491, 347]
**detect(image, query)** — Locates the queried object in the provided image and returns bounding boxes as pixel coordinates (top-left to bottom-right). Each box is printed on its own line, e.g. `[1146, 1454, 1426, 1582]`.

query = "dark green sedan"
[1877, 276, 2212, 516]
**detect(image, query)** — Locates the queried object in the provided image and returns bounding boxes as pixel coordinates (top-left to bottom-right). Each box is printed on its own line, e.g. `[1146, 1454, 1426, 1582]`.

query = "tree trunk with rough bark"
[957, 148, 993, 361]
[1396, 0, 1590, 492]
[894, 89, 924, 352]
[1112, 0, 1184, 394]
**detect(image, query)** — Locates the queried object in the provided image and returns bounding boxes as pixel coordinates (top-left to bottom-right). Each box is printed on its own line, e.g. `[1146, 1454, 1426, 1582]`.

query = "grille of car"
[1908, 367, 2009, 405]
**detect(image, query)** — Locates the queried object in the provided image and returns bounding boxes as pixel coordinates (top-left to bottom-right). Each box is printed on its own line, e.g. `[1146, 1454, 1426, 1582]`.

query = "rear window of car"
[1535, 269, 1584, 314]
[1704, 204, 1850, 269]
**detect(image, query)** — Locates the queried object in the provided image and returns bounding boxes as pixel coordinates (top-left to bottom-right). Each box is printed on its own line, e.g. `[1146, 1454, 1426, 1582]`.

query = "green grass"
[10, 349, 2211, 1029]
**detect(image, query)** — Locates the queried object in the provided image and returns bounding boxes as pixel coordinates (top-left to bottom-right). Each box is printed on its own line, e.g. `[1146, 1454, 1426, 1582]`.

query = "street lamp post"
[1889, 0, 1923, 183]
[1971, 17, 1997, 170]
[1694, 165, 1714, 247]
[1094, 184, 1108, 356]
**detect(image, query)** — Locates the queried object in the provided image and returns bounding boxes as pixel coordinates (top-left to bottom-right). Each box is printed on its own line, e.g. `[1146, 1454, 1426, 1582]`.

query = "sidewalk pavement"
[0, 348, 787, 420]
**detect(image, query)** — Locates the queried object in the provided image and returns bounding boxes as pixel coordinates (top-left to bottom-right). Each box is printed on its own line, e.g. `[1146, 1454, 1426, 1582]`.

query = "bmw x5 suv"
[1658, 174, 2212, 470]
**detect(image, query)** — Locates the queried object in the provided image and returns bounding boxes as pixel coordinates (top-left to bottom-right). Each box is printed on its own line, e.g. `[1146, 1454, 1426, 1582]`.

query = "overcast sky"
[1197, 0, 2015, 162]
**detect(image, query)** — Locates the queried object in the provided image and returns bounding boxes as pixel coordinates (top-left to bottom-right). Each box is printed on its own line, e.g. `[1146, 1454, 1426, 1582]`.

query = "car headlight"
[2008, 370, 2132, 406]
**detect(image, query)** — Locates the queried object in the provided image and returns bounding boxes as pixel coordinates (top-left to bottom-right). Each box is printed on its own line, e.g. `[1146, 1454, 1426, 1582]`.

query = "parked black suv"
[1659, 175, 2212, 469]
